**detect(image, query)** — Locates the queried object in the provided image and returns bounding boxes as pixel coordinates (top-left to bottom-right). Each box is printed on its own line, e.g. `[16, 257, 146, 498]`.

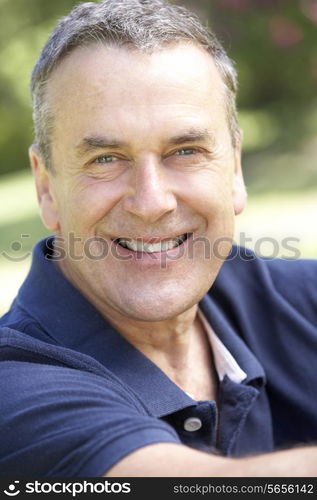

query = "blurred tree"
[0, 0, 78, 175]
[0, 0, 316, 190]
[206, 0, 317, 142]
[183, 0, 317, 191]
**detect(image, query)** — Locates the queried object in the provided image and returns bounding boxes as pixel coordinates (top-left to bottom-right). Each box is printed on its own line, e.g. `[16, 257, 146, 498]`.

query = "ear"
[29, 144, 60, 231]
[232, 142, 247, 216]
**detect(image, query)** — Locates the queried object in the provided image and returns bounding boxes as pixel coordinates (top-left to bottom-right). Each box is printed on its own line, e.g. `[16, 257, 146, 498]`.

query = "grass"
[0, 169, 316, 316]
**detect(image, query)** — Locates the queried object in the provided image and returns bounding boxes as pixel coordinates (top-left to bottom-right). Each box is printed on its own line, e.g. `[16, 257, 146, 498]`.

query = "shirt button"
[183, 417, 202, 432]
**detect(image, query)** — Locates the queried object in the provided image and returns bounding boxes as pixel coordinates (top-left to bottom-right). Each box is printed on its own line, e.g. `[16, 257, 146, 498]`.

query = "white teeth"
[117, 234, 187, 253]
[128, 240, 138, 252]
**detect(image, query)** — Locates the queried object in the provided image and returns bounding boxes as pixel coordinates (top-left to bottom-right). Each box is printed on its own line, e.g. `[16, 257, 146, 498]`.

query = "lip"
[111, 232, 193, 266]
[111, 232, 190, 244]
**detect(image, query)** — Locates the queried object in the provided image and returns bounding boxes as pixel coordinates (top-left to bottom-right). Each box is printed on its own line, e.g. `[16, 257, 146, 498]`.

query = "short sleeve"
[0, 361, 180, 477]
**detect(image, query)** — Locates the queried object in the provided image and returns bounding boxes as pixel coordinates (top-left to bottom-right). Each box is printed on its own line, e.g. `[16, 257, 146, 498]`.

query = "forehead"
[47, 42, 228, 144]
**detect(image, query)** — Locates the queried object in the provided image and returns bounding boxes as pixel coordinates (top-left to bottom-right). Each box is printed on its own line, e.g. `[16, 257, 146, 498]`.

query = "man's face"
[32, 43, 246, 322]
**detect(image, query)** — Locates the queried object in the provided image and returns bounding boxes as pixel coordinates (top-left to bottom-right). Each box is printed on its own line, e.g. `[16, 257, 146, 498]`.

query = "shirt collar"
[17, 237, 265, 417]
[199, 293, 265, 386]
[198, 309, 247, 384]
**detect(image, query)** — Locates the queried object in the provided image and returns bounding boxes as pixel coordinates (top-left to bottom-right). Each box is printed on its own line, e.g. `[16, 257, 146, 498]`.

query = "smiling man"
[40, 41, 242, 334]
[1, 0, 317, 477]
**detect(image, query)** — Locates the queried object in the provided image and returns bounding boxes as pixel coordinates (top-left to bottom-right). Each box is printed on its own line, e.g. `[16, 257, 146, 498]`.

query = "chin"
[121, 307, 181, 323]
[115, 288, 200, 323]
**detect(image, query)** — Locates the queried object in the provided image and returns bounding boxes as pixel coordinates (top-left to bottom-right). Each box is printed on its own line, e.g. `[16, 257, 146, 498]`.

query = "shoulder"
[0, 300, 50, 342]
[216, 246, 317, 311]
[219, 245, 317, 281]
[210, 247, 317, 347]
[0, 327, 179, 477]
[0, 326, 144, 406]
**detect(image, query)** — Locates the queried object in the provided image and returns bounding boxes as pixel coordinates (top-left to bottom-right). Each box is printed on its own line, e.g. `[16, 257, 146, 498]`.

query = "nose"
[122, 156, 177, 223]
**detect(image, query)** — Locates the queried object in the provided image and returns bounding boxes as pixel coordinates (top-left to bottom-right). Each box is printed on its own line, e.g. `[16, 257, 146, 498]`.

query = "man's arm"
[105, 442, 317, 477]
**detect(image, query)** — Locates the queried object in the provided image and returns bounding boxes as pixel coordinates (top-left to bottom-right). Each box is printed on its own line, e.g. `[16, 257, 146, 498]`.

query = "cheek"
[177, 168, 234, 216]
[182, 171, 236, 255]
[59, 176, 123, 231]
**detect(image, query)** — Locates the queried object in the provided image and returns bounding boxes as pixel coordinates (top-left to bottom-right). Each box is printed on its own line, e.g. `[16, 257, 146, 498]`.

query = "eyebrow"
[166, 129, 215, 147]
[75, 128, 215, 156]
[75, 136, 128, 156]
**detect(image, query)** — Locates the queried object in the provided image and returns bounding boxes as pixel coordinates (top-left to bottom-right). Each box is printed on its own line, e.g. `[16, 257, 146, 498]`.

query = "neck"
[57, 258, 218, 400]
[108, 304, 198, 358]
[99, 301, 217, 401]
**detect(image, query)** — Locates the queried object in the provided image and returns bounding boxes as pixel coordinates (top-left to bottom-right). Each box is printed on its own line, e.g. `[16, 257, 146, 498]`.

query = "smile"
[113, 233, 190, 253]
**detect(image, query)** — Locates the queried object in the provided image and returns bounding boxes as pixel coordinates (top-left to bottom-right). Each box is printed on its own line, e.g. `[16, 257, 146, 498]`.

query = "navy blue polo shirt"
[0, 237, 317, 477]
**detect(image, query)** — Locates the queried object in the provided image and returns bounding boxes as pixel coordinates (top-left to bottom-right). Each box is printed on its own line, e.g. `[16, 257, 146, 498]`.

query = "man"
[0, 0, 317, 477]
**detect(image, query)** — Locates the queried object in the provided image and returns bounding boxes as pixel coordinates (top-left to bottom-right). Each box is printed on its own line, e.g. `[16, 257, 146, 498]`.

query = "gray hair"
[31, 0, 240, 170]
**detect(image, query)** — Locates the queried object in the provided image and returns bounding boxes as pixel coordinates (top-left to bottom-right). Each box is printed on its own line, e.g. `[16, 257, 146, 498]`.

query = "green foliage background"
[0, 0, 316, 191]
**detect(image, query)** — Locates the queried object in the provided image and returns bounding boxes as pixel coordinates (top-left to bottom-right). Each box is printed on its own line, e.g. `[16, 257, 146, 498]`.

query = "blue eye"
[95, 155, 116, 164]
[176, 148, 196, 156]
